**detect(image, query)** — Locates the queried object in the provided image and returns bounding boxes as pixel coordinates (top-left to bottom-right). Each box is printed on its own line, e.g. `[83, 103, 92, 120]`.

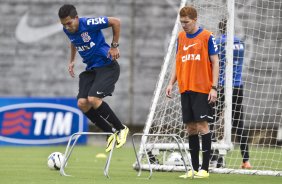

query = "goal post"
[224, 0, 234, 147]
[136, 0, 282, 176]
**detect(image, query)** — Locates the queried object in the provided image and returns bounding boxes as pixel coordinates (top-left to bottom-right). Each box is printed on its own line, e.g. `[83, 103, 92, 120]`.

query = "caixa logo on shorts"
[0, 103, 84, 145]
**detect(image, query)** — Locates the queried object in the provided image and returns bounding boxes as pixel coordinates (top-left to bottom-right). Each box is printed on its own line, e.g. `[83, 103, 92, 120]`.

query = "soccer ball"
[47, 152, 65, 170]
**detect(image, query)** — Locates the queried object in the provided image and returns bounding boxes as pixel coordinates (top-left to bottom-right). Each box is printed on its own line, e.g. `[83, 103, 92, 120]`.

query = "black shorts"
[180, 91, 214, 124]
[77, 62, 120, 99]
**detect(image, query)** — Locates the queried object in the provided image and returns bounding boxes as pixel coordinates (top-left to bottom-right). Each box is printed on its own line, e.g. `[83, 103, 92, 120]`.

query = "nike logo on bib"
[96, 91, 104, 95]
[183, 43, 198, 51]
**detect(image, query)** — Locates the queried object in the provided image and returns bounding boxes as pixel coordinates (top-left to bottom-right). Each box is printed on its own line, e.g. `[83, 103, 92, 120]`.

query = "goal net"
[135, 0, 282, 176]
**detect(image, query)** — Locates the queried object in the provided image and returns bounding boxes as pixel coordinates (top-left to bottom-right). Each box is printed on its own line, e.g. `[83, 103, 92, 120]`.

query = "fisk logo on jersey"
[87, 17, 106, 25]
[0, 103, 84, 145]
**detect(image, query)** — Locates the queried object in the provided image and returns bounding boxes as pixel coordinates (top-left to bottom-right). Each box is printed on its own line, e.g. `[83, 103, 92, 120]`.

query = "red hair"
[179, 6, 197, 20]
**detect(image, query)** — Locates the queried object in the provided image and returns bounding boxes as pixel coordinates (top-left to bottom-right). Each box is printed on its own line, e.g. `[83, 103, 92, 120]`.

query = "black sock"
[237, 128, 250, 163]
[84, 108, 114, 133]
[95, 101, 125, 131]
[188, 134, 200, 172]
[201, 132, 212, 172]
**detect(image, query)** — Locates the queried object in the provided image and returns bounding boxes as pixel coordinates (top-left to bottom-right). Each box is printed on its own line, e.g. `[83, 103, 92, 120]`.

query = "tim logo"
[1, 109, 32, 135]
[0, 103, 84, 145]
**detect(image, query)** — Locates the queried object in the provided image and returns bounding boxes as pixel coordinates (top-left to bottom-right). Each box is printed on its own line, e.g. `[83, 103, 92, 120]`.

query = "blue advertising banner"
[0, 97, 88, 145]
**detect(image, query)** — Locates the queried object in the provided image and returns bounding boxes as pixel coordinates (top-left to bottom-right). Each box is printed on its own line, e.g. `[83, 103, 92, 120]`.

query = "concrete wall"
[0, 0, 180, 125]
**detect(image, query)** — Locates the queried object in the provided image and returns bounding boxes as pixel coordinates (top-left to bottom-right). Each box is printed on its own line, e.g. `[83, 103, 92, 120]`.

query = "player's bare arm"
[166, 65, 177, 98]
[208, 54, 219, 103]
[107, 17, 120, 60]
[68, 43, 76, 78]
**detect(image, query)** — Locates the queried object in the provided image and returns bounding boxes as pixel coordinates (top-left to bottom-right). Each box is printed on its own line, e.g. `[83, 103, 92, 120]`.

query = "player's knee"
[187, 124, 198, 135]
[198, 126, 210, 134]
[87, 96, 102, 108]
[197, 122, 209, 133]
[77, 99, 90, 111]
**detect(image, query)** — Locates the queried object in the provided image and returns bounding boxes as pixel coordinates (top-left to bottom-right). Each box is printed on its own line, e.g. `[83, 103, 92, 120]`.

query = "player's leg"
[233, 87, 251, 168]
[179, 93, 199, 178]
[78, 98, 116, 152]
[78, 98, 115, 133]
[88, 96, 128, 149]
[179, 123, 199, 178]
[77, 70, 117, 152]
[197, 121, 211, 178]
[90, 97, 124, 130]
[193, 92, 213, 178]
[88, 62, 129, 148]
[187, 123, 200, 174]
[77, 71, 115, 133]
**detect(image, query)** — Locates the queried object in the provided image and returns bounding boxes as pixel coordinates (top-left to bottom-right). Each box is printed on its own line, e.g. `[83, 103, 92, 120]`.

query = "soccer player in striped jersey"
[166, 6, 219, 178]
[58, 4, 129, 152]
[212, 19, 251, 169]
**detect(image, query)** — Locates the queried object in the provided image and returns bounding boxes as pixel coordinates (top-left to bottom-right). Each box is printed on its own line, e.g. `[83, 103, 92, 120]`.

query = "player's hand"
[68, 61, 75, 78]
[208, 89, 217, 104]
[166, 84, 173, 98]
[107, 47, 120, 60]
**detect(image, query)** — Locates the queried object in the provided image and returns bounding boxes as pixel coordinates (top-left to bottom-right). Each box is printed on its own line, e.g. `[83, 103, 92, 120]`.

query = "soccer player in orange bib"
[166, 6, 219, 178]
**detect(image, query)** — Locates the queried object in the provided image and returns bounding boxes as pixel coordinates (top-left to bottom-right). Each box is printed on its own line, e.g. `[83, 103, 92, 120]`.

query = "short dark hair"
[219, 18, 227, 34]
[58, 4, 77, 19]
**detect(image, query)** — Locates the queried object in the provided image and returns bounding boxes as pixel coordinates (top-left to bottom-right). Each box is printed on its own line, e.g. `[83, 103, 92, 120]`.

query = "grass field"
[0, 145, 281, 184]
